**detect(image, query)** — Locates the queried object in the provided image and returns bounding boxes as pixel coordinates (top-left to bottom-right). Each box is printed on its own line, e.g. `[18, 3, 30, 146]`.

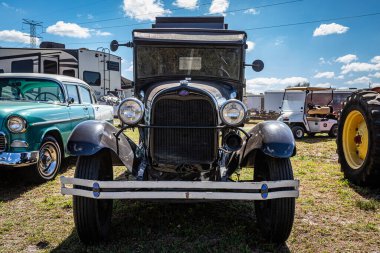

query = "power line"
[64, 10, 380, 46]
[78, 0, 304, 26]
[22, 19, 43, 48]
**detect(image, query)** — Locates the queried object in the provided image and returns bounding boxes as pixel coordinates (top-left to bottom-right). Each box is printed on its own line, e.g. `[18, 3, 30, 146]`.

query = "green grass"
[0, 127, 379, 252]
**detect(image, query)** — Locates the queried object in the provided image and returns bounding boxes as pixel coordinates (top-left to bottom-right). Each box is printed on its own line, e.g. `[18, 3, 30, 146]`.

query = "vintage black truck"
[61, 17, 299, 244]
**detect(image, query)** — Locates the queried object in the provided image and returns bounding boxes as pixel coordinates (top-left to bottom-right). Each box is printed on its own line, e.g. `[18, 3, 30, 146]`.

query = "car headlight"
[118, 98, 144, 125]
[220, 99, 247, 126]
[7, 116, 27, 133]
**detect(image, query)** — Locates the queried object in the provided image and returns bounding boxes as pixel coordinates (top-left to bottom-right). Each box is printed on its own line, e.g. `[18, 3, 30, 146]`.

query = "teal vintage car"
[0, 73, 113, 181]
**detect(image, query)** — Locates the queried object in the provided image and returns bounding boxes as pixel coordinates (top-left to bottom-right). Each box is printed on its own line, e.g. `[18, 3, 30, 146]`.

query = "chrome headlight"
[7, 116, 27, 133]
[118, 98, 144, 125]
[220, 99, 247, 126]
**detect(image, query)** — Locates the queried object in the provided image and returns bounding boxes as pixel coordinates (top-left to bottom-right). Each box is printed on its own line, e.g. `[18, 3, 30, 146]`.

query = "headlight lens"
[118, 98, 144, 125]
[7, 116, 27, 133]
[220, 99, 247, 126]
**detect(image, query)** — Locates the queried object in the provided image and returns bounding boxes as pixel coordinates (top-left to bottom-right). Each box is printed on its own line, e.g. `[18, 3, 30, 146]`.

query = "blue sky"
[1, 0, 380, 93]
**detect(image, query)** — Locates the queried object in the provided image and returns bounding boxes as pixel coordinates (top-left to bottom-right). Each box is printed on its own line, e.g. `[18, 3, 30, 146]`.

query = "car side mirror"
[68, 97, 75, 104]
[252, 60, 264, 72]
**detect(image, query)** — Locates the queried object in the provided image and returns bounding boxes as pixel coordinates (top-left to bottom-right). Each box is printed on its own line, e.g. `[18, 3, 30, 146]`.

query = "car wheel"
[73, 149, 114, 244]
[254, 152, 295, 243]
[329, 124, 338, 138]
[32, 136, 62, 182]
[337, 91, 380, 187]
[291, 126, 304, 139]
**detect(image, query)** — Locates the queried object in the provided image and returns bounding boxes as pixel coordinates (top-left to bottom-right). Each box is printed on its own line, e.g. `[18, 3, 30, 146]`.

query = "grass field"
[0, 123, 379, 252]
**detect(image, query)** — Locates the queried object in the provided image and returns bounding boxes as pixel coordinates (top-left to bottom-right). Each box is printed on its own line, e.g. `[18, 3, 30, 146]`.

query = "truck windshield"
[0, 78, 65, 103]
[136, 46, 242, 80]
[281, 92, 305, 112]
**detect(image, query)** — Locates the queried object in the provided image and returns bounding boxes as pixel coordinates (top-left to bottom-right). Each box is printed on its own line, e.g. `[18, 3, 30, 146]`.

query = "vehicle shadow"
[0, 157, 76, 202]
[296, 136, 335, 144]
[348, 182, 380, 200]
[52, 200, 290, 252]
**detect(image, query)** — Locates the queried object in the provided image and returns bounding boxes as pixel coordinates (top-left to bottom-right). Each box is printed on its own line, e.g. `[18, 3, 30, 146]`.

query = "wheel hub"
[38, 143, 58, 177]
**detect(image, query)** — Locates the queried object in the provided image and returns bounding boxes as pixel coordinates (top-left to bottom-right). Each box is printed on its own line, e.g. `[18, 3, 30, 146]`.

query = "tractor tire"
[337, 90, 380, 187]
[329, 124, 338, 138]
[254, 152, 295, 243]
[291, 126, 305, 139]
[73, 149, 114, 244]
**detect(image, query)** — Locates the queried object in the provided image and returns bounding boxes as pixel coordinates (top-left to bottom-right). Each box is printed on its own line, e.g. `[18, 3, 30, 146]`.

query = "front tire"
[291, 125, 304, 139]
[73, 149, 114, 244]
[329, 124, 338, 138]
[254, 152, 295, 243]
[337, 91, 380, 186]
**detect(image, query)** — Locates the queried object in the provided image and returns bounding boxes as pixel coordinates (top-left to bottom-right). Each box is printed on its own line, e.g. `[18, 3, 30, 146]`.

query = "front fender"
[66, 120, 135, 172]
[238, 121, 296, 167]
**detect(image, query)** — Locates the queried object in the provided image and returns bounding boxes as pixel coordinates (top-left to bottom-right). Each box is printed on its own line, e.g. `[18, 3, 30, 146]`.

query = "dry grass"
[0, 125, 379, 252]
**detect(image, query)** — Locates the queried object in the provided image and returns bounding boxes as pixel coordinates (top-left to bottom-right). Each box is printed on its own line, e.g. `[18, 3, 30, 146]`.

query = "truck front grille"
[0, 132, 7, 152]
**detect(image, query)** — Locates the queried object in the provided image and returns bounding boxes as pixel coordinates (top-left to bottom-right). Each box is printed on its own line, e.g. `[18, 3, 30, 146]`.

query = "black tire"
[73, 149, 114, 244]
[337, 91, 380, 187]
[291, 125, 304, 139]
[329, 124, 338, 138]
[30, 136, 62, 183]
[254, 152, 295, 243]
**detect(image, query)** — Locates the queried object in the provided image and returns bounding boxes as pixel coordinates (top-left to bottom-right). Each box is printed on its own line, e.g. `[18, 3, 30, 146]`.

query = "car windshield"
[136, 46, 242, 80]
[0, 78, 65, 103]
[282, 91, 305, 112]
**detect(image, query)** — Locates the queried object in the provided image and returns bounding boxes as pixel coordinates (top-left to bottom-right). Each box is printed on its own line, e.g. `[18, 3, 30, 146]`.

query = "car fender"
[66, 120, 135, 171]
[238, 121, 296, 167]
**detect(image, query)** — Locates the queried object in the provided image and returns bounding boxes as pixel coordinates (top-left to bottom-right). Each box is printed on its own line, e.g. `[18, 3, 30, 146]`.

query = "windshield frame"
[133, 43, 245, 83]
[0, 77, 67, 104]
[281, 91, 307, 112]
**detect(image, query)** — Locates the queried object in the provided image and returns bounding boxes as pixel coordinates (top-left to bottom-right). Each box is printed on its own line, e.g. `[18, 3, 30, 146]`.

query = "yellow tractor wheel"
[337, 91, 380, 187]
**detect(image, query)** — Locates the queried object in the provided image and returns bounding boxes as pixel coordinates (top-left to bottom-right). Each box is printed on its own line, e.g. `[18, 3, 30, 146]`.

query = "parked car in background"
[0, 73, 113, 181]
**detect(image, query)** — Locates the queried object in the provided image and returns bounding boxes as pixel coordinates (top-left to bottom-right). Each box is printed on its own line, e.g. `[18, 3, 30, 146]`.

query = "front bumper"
[0, 151, 39, 167]
[61, 177, 299, 201]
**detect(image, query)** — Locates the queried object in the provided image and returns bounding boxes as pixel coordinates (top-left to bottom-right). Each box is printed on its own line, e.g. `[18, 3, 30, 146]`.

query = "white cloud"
[95, 30, 112, 36]
[336, 75, 345, 80]
[335, 54, 358, 64]
[246, 77, 309, 93]
[1, 2, 24, 13]
[244, 8, 259, 15]
[314, 71, 335, 79]
[341, 62, 380, 74]
[313, 23, 349, 37]
[122, 0, 171, 21]
[346, 76, 371, 85]
[370, 72, 380, 78]
[173, 0, 198, 10]
[371, 56, 380, 64]
[246, 41, 255, 52]
[319, 57, 332, 65]
[314, 82, 331, 88]
[209, 0, 229, 14]
[0, 29, 35, 44]
[87, 14, 94, 20]
[47, 21, 91, 38]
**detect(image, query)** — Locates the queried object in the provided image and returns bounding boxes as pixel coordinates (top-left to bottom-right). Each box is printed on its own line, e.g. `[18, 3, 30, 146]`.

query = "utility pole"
[22, 19, 43, 48]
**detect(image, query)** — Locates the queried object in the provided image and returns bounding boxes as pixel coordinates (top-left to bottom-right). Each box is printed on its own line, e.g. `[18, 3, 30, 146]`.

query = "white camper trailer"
[0, 42, 126, 99]
[264, 90, 286, 113]
[244, 94, 264, 112]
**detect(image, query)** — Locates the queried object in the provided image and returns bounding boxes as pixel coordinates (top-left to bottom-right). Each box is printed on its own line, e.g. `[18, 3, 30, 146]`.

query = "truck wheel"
[73, 149, 114, 244]
[291, 126, 304, 139]
[337, 91, 380, 186]
[31, 136, 62, 182]
[329, 124, 338, 138]
[254, 152, 295, 243]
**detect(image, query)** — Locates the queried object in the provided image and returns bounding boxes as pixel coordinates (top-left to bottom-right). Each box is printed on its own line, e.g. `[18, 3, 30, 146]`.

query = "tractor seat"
[307, 117, 322, 121]
[308, 106, 331, 115]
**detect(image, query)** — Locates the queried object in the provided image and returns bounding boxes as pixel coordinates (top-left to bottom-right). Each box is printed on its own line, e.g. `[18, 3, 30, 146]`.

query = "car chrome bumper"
[0, 151, 39, 167]
[60, 177, 300, 201]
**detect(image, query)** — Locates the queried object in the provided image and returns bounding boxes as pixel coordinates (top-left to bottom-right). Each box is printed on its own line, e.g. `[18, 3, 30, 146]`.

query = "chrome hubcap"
[38, 142, 58, 177]
[296, 130, 303, 138]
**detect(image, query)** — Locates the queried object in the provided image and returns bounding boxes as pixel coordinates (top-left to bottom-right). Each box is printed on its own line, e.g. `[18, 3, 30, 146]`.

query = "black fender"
[237, 121, 296, 167]
[66, 120, 136, 172]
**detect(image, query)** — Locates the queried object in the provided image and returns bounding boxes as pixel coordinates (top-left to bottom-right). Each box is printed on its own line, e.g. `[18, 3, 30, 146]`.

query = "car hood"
[0, 101, 61, 126]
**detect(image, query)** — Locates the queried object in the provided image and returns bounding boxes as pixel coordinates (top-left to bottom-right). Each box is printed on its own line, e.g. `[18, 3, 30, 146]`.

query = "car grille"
[152, 95, 217, 165]
[0, 132, 6, 152]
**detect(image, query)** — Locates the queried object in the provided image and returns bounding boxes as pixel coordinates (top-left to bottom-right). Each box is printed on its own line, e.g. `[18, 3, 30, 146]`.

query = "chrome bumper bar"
[0, 151, 39, 167]
[60, 177, 299, 200]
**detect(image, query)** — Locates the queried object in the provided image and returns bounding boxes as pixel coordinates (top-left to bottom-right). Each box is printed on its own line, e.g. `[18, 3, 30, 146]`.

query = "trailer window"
[83, 71, 101, 86]
[66, 84, 80, 104]
[78, 86, 92, 104]
[44, 60, 58, 74]
[63, 69, 75, 77]
[11, 60, 34, 73]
